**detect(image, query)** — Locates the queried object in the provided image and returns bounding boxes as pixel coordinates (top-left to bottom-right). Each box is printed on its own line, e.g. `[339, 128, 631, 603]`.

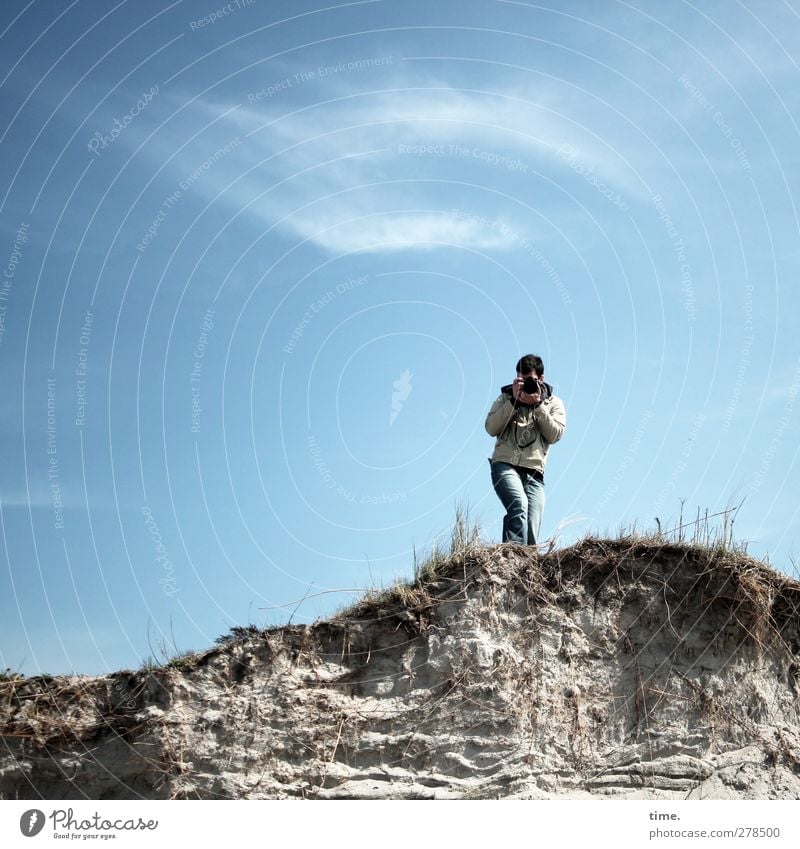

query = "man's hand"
[512, 376, 541, 406]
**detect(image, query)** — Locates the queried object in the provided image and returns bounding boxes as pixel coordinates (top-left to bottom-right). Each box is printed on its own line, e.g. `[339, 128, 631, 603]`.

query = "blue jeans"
[490, 461, 545, 544]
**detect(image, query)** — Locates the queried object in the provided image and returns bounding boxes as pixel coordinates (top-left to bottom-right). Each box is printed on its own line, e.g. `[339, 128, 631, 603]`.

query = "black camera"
[523, 375, 541, 395]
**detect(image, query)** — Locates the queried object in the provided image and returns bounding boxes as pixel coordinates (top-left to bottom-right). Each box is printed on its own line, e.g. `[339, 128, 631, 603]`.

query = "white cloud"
[0, 492, 55, 509]
[139, 83, 643, 253]
[290, 209, 520, 253]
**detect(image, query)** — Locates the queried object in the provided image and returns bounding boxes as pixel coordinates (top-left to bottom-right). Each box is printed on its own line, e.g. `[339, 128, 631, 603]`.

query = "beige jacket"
[485, 383, 566, 475]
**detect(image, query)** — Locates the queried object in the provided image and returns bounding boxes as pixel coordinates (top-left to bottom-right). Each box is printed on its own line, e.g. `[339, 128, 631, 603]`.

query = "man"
[485, 354, 566, 544]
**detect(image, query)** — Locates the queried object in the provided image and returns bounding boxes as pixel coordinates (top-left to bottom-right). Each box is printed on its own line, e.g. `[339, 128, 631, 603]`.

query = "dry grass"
[331, 502, 485, 625]
[327, 502, 799, 647]
[611, 499, 749, 554]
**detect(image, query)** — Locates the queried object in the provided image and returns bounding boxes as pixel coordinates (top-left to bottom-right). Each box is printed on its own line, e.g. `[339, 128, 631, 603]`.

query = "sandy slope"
[3, 539, 800, 799]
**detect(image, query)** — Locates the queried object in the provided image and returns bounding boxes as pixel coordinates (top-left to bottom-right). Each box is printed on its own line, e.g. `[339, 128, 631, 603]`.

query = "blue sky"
[2, 0, 800, 676]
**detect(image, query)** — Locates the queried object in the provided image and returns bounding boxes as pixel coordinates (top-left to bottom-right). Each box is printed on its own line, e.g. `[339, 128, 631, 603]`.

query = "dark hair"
[516, 354, 544, 377]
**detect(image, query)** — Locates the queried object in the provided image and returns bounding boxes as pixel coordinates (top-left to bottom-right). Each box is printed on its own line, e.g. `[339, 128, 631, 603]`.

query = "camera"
[523, 375, 541, 395]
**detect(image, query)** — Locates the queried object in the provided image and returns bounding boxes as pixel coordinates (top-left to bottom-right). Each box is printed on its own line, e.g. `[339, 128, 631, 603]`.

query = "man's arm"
[534, 396, 566, 444]
[485, 394, 516, 436]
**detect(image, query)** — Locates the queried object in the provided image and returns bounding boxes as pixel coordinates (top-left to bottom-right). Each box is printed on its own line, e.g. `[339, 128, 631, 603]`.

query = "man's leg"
[523, 473, 545, 545]
[491, 462, 528, 543]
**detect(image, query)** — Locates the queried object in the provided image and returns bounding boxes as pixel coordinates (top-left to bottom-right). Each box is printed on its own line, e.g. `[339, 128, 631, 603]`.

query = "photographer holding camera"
[485, 354, 566, 544]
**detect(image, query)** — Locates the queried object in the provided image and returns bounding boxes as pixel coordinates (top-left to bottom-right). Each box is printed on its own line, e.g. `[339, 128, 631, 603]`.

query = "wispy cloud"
[131, 80, 643, 253]
[230, 84, 641, 188]
[299, 209, 520, 253]
[0, 492, 55, 509]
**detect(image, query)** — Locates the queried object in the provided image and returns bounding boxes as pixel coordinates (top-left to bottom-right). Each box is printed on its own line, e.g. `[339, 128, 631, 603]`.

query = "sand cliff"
[3, 538, 800, 799]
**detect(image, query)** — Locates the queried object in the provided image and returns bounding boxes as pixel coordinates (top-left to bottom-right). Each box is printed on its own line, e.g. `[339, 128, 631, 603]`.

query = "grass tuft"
[0, 668, 25, 683]
[611, 500, 749, 555]
[333, 501, 484, 625]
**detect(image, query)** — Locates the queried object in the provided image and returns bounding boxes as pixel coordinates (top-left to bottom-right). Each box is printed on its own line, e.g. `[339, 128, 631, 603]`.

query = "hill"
[3, 537, 800, 799]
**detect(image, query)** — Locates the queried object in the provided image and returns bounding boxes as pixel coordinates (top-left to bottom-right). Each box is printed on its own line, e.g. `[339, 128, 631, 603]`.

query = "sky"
[2, 0, 800, 677]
